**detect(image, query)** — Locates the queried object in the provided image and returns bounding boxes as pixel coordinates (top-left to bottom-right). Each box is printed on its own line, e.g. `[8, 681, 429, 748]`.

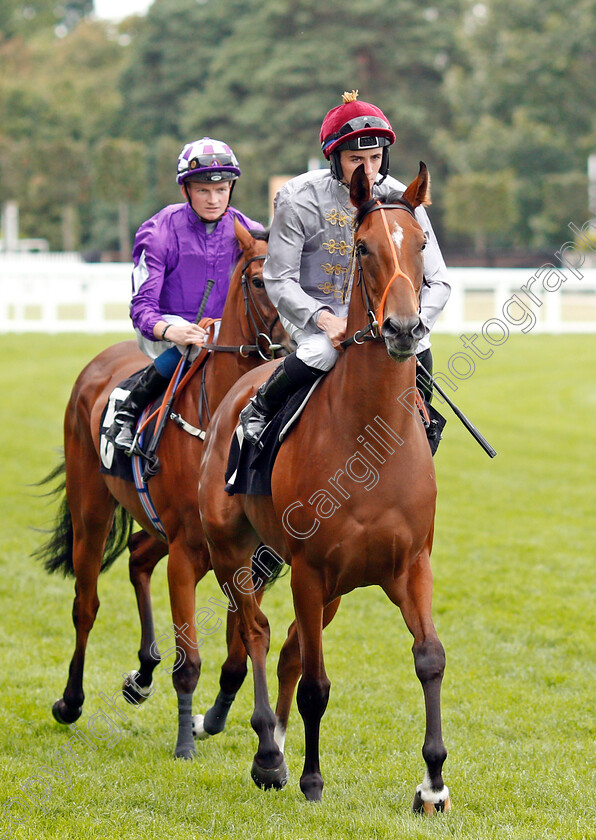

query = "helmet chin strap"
[330, 147, 390, 186]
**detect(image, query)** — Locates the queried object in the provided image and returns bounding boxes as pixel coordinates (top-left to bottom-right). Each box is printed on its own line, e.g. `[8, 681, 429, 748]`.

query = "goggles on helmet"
[188, 153, 237, 170]
[323, 115, 392, 152]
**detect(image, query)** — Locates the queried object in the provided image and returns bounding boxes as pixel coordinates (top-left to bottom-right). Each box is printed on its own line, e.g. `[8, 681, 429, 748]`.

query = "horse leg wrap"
[202, 690, 237, 735]
[174, 693, 196, 759]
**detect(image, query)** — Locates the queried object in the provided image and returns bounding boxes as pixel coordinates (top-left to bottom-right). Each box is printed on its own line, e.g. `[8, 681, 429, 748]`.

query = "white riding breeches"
[281, 315, 339, 372]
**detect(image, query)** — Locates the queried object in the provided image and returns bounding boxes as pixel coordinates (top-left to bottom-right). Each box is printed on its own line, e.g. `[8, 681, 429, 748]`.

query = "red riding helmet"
[320, 90, 396, 182]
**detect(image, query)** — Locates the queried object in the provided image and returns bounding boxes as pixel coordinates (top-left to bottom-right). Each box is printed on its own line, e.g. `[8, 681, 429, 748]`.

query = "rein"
[202, 255, 283, 361]
[341, 199, 420, 350]
[133, 253, 281, 455]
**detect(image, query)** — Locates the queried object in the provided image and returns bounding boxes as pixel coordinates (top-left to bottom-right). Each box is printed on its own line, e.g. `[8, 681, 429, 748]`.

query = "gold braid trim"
[341, 90, 359, 103]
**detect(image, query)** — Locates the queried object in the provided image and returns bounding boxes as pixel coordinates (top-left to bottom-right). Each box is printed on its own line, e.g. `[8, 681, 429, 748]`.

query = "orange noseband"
[374, 206, 418, 332]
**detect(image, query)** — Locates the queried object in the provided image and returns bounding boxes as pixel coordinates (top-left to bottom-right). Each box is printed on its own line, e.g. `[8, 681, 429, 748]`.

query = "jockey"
[106, 137, 262, 453]
[240, 91, 450, 447]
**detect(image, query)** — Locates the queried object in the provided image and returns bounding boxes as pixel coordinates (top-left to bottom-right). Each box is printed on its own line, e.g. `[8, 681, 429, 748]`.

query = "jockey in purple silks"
[240, 91, 450, 448]
[106, 137, 262, 453]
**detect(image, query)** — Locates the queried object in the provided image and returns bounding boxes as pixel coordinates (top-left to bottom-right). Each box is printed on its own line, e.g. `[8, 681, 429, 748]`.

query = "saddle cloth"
[99, 369, 148, 482]
[225, 383, 446, 497]
[99, 371, 168, 538]
[225, 379, 322, 496]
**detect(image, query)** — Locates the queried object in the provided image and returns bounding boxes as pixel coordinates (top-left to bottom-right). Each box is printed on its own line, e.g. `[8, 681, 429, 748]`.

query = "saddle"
[98, 342, 212, 538]
[225, 381, 446, 498]
[225, 379, 322, 496]
[99, 368, 149, 482]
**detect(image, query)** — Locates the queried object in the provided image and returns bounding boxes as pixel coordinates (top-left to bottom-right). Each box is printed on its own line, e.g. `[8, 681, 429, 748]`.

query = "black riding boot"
[240, 355, 321, 448]
[106, 364, 170, 454]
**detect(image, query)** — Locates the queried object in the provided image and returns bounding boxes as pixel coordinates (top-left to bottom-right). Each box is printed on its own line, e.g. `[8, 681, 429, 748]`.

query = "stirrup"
[110, 422, 138, 455]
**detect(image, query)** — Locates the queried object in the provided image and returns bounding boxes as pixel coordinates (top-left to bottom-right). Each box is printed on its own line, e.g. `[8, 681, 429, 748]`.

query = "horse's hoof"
[192, 714, 212, 740]
[299, 772, 323, 802]
[412, 789, 451, 814]
[250, 757, 289, 790]
[174, 746, 196, 761]
[122, 671, 154, 705]
[52, 698, 82, 725]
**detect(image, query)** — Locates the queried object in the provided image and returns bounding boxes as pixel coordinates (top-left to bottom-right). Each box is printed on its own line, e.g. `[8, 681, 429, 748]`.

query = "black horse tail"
[251, 543, 288, 592]
[33, 457, 133, 578]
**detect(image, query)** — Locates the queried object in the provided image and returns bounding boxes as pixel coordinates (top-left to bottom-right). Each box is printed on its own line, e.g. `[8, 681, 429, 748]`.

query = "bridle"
[202, 254, 283, 360]
[342, 198, 422, 350]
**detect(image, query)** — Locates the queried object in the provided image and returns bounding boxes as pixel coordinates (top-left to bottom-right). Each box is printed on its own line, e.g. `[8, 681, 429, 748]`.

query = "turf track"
[0, 333, 594, 839]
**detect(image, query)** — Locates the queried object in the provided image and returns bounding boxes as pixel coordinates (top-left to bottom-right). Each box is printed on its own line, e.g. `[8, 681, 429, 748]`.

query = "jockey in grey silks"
[240, 90, 450, 447]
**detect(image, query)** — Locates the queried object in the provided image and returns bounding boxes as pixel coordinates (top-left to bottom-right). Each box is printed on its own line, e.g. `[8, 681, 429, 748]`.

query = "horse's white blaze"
[274, 721, 286, 753]
[416, 768, 450, 804]
[391, 221, 404, 252]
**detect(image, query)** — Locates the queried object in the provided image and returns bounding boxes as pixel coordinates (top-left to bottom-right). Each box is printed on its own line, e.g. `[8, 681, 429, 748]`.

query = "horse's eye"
[252, 278, 265, 289]
[421, 237, 428, 252]
[356, 241, 369, 256]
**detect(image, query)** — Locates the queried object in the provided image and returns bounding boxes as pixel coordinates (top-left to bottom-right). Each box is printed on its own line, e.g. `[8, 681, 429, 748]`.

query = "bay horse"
[198, 163, 450, 811]
[36, 220, 292, 758]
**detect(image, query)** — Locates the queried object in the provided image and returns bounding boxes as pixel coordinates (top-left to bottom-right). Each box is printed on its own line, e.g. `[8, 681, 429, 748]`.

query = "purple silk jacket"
[130, 202, 263, 340]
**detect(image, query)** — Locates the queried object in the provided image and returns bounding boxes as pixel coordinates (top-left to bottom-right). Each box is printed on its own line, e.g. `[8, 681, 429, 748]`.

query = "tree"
[0, 0, 92, 38]
[94, 137, 146, 259]
[437, 0, 596, 249]
[530, 172, 590, 248]
[120, 0, 255, 141]
[444, 169, 520, 257]
[154, 135, 183, 209]
[33, 139, 88, 250]
[121, 0, 460, 223]
[0, 18, 129, 249]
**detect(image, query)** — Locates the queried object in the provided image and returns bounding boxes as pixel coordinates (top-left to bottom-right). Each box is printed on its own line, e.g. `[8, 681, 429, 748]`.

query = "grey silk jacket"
[263, 169, 450, 352]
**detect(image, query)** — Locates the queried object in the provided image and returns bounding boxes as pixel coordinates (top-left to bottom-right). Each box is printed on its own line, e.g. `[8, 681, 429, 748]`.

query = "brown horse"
[36, 220, 292, 758]
[198, 163, 450, 810]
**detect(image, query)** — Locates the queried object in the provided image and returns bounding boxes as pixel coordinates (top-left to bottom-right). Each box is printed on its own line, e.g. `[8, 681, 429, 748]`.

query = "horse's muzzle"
[382, 316, 425, 360]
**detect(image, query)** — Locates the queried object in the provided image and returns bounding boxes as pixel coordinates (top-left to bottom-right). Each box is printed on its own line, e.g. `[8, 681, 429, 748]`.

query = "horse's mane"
[354, 190, 409, 229]
[250, 227, 270, 242]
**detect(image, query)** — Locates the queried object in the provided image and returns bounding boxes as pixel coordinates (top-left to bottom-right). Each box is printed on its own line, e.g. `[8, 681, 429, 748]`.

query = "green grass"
[0, 332, 595, 839]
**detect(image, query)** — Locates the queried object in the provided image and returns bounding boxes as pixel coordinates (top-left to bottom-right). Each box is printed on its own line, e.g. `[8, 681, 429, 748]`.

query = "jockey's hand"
[154, 322, 207, 347]
[316, 310, 347, 349]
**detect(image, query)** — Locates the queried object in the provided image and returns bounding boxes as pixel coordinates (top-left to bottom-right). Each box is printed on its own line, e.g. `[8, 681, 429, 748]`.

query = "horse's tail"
[33, 457, 133, 578]
[251, 543, 288, 592]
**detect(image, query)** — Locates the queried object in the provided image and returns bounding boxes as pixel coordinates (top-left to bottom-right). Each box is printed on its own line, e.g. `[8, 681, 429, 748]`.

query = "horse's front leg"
[274, 597, 341, 755]
[385, 549, 450, 814]
[123, 529, 168, 704]
[167, 542, 210, 759]
[291, 571, 331, 802]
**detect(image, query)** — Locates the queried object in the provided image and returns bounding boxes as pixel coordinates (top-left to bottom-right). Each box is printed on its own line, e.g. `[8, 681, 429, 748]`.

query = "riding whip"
[140, 279, 216, 479]
[416, 359, 497, 458]
[195, 278, 216, 323]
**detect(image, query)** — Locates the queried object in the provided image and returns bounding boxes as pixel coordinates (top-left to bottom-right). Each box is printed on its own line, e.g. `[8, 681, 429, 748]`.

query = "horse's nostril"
[412, 317, 426, 341]
[382, 317, 398, 337]
[383, 317, 422, 339]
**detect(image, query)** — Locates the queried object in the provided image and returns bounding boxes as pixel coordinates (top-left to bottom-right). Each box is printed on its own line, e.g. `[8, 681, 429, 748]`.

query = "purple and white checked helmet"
[176, 137, 241, 184]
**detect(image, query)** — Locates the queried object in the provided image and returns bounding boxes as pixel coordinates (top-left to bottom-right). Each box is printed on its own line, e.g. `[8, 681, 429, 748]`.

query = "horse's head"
[233, 218, 292, 358]
[351, 163, 430, 361]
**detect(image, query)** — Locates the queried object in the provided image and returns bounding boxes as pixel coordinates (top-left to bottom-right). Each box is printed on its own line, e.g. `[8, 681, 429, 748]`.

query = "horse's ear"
[349, 164, 371, 208]
[234, 217, 254, 252]
[401, 162, 431, 209]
